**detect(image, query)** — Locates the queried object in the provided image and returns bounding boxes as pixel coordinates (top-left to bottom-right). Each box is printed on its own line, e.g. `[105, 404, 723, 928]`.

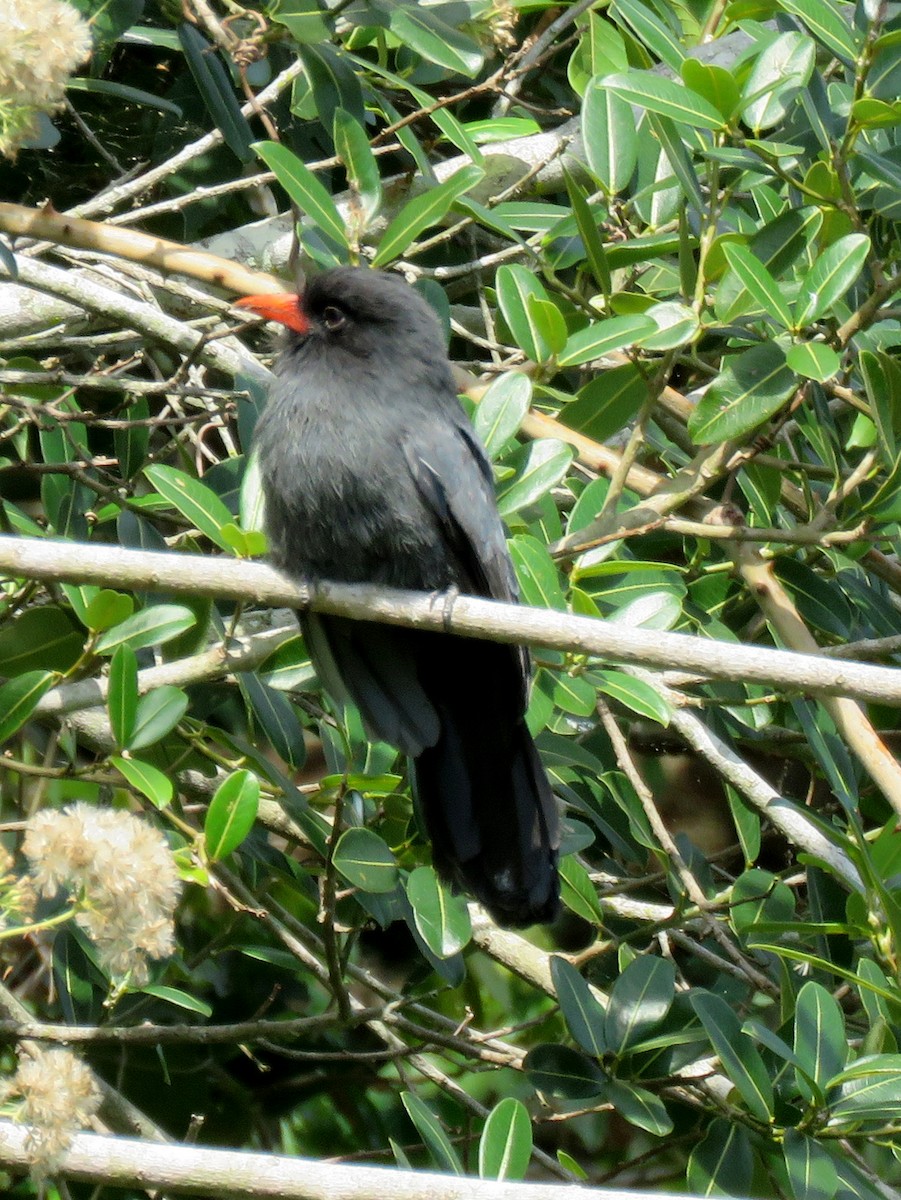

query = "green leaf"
[603, 1080, 673, 1136]
[561, 364, 647, 443]
[0, 606, 82, 675]
[388, 6, 483, 77]
[405, 865, 471, 958]
[130, 686, 189, 751]
[583, 77, 637, 193]
[143, 464, 237, 552]
[557, 315, 656, 368]
[509, 535, 567, 610]
[775, 0, 861, 62]
[562, 168, 612, 293]
[108, 645, 138, 750]
[600, 71, 726, 130]
[204, 769, 260, 861]
[688, 343, 797, 444]
[177, 23, 254, 162]
[688, 1120, 754, 1196]
[239, 673, 307, 769]
[95, 605, 197, 654]
[861, 349, 901, 465]
[478, 1098, 532, 1181]
[332, 827, 398, 894]
[794, 234, 871, 327]
[783, 1128, 839, 1200]
[550, 956, 607, 1057]
[0, 670, 55, 743]
[526, 296, 568, 358]
[722, 243, 794, 328]
[680, 59, 740, 122]
[691, 991, 774, 1121]
[333, 108, 381, 227]
[114, 395, 150, 479]
[793, 981, 847, 1098]
[111, 755, 174, 808]
[68, 75, 182, 116]
[401, 1092, 463, 1174]
[830, 1055, 901, 1122]
[496, 265, 556, 363]
[496, 439, 574, 517]
[298, 41, 365, 130]
[559, 855, 604, 924]
[371, 164, 484, 267]
[741, 32, 816, 131]
[252, 140, 348, 250]
[524, 1044, 606, 1100]
[595, 671, 670, 725]
[605, 956, 676, 1055]
[84, 590, 134, 633]
[636, 300, 699, 351]
[472, 372, 531, 460]
[785, 342, 840, 381]
[139, 984, 213, 1016]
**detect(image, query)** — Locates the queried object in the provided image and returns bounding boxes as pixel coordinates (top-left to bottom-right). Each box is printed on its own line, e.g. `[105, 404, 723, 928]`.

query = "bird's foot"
[429, 584, 460, 633]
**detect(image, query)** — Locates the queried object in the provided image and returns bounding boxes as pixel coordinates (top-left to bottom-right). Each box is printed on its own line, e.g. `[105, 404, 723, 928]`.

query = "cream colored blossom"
[1, 1046, 100, 1175]
[0, 0, 93, 157]
[23, 802, 181, 986]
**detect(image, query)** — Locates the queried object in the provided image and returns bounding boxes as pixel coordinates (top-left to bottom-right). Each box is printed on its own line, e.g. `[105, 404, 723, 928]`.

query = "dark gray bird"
[237, 268, 559, 926]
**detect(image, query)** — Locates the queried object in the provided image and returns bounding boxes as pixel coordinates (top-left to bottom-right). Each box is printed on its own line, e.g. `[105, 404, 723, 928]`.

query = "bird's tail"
[413, 707, 560, 927]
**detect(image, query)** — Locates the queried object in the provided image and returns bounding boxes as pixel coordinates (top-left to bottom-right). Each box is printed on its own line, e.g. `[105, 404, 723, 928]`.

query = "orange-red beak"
[235, 293, 309, 334]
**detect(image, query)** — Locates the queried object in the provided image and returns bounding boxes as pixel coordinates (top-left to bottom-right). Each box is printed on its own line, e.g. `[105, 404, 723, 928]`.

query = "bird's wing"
[401, 416, 519, 604]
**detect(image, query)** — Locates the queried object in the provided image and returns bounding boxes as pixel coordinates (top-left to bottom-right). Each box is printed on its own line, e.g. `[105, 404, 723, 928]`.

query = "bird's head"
[236, 267, 445, 363]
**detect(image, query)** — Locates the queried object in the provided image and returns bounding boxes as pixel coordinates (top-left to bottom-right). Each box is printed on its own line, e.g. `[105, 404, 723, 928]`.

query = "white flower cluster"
[0, 0, 93, 158]
[23, 802, 182, 986]
[1, 1046, 100, 1175]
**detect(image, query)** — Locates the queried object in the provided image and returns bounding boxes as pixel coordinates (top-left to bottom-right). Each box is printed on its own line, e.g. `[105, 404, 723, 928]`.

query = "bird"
[236, 267, 559, 926]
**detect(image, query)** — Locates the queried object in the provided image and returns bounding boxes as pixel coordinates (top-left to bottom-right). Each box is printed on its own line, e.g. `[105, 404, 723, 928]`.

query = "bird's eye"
[322, 305, 346, 331]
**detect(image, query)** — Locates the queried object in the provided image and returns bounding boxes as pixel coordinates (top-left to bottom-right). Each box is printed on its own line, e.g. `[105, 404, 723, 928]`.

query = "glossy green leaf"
[600, 71, 726, 130]
[139, 984, 213, 1016]
[559, 855, 604, 924]
[742, 33, 816, 131]
[688, 343, 796, 444]
[794, 981, 847, 1100]
[562, 168, 611, 292]
[681, 59, 739, 122]
[783, 1129, 839, 1200]
[95, 605, 197, 655]
[495, 264, 556, 363]
[603, 1079, 674, 1136]
[205, 769, 260, 861]
[253, 140, 348, 250]
[691, 991, 774, 1121]
[0, 670, 55, 743]
[523, 1044, 606, 1100]
[478, 1098, 532, 1181]
[794, 234, 871, 327]
[646, 113, 704, 214]
[114, 395, 150, 478]
[239, 673, 307, 769]
[297, 41, 365, 129]
[111, 755, 173, 808]
[722, 242, 794, 328]
[401, 1093, 463, 1175]
[178, 23, 254, 162]
[830, 1055, 901, 1122]
[108, 645, 137, 750]
[388, 6, 483, 77]
[371, 165, 484, 267]
[333, 108, 380, 227]
[687, 1120, 754, 1195]
[527, 296, 568, 358]
[583, 77, 637, 193]
[558, 315, 656, 368]
[84, 590, 134, 634]
[473, 372, 531, 459]
[333, 827, 398, 894]
[561, 364, 647, 443]
[595, 671, 670, 725]
[143, 464, 237, 552]
[509, 535, 567, 610]
[496, 439, 574, 517]
[775, 0, 860, 62]
[551, 956, 607, 1058]
[405, 865, 471, 957]
[612, 0, 685, 71]
[861, 349, 901, 465]
[605, 955, 676, 1055]
[785, 341, 840, 381]
[0, 606, 82, 675]
[637, 300, 699, 350]
[130, 686, 189, 751]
